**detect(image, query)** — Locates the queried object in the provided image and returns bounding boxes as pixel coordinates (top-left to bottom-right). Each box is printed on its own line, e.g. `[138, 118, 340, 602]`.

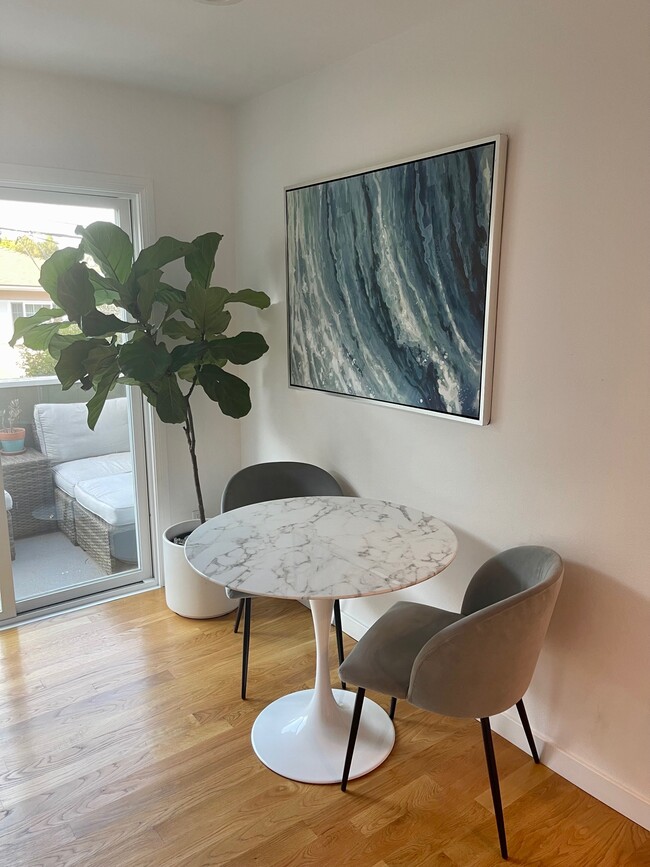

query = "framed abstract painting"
[285, 135, 507, 424]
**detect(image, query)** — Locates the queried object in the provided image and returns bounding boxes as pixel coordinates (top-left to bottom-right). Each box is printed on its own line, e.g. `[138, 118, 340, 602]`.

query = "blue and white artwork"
[286, 137, 506, 423]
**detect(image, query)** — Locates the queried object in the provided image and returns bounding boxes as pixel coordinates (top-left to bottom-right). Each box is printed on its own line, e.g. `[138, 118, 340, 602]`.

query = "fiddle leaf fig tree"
[10, 222, 270, 524]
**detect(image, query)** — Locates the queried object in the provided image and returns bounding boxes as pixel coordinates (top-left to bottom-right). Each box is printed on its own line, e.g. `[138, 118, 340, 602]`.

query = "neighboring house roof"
[0, 247, 44, 287]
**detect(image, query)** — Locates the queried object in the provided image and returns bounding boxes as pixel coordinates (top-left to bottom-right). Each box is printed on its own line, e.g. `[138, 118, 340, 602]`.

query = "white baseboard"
[490, 712, 650, 831]
[340, 608, 368, 641]
[340, 611, 650, 832]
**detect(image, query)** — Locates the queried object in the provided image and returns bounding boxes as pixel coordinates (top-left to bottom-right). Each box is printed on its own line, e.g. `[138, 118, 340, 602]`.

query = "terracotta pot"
[162, 519, 238, 619]
[0, 427, 26, 453]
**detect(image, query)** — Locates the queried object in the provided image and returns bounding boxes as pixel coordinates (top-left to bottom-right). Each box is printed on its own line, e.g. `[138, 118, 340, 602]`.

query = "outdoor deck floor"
[12, 531, 103, 601]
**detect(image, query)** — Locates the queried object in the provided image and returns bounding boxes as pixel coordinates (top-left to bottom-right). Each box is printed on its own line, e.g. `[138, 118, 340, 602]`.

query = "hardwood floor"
[0, 589, 648, 866]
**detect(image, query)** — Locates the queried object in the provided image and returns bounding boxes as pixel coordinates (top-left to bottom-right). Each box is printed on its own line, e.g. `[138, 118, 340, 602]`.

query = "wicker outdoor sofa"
[33, 398, 137, 574]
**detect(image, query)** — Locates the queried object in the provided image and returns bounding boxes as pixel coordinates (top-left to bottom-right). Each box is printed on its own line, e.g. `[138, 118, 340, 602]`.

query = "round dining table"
[185, 496, 457, 784]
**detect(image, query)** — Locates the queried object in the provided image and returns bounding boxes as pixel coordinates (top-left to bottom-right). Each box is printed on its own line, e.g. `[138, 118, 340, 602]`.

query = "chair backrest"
[408, 546, 564, 719]
[221, 462, 343, 512]
[461, 546, 562, 615]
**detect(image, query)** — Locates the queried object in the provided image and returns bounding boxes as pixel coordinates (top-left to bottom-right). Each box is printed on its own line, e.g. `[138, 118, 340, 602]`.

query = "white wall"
[0, 66, 241, 532]
[235, 0, 650, 825]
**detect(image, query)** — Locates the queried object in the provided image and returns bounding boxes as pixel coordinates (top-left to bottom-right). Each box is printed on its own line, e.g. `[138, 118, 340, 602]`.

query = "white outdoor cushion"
[4, 490, 12, 511]
[74, 473, 135, 527]
[52, 452, 133, 497]
[34, 397, 129, 464]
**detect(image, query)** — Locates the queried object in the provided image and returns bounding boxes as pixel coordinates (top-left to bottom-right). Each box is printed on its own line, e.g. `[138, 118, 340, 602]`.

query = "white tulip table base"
[250, 598, 395, 784]
[251, 686, 395, 784]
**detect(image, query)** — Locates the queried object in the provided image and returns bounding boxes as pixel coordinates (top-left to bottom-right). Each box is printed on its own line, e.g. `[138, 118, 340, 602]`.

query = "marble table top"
[185, 496, 457, 600]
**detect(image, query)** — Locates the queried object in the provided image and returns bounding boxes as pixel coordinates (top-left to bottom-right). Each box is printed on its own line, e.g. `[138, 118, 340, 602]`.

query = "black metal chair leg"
[233, 598, 245, 634]
[480, 718, 508, 860]
[241, 597, 252, 700]
[333, 599, 346, 689]
[341, 687, 365, 791]
[389, 697, 397, 720]
[516, 699, 540, 764]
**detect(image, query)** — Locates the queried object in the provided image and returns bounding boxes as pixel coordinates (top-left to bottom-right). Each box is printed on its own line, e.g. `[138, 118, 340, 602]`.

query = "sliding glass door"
[0, 186, 153, 621]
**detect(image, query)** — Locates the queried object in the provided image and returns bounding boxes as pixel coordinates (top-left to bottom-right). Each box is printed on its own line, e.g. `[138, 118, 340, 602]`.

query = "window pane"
[0, 199, 117, 381]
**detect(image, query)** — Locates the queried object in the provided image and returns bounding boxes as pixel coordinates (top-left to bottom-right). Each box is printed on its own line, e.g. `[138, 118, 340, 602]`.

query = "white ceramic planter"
[162, 519, 238, 619]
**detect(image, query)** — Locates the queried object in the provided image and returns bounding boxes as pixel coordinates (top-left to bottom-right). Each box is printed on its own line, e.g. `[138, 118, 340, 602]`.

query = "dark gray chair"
[339, 546, 564, 860]
[221, 461, 347, 700]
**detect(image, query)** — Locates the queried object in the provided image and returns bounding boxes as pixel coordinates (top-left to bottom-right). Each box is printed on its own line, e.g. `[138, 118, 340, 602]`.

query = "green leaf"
[39, 247, 82, 303]
[86, 371, 119, 430]
[133, 236, 194, 278]
[21, 322, 69, 352]
[207, 331, 269, 365]
[88, 271, 122, 306]
[155, 284, 186, 317]
[117, 273, 140, 312]
[55, 339, 108, 390]
[49, 333, 83, 360]
[80, 309, 138, 337]
[176, 364, 199, 382]
[139, 382, 159, 407]
[154, 375, 187, 424]
[185, 282, 229, 333]
[198, 365, 251, 418]
[161, 318, 201, 341]
[57, 263, 96, 322]
[77, 222, 133, 283]
[169, 341, 208, 372]
[184, 233, 223, 290]
[165, 309, 231, 339]
[85, 344, 120, 382]
[10, 306, 64, 347]
[205, 309, 231, 336]
[118, 335, 171, 382]
[136, 270, 162, 321]
[225, 288, 271, 309]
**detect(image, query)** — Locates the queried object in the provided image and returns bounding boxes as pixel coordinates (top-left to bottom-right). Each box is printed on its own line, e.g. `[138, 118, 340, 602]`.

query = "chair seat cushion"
[74, 473, 135, 527]
[339, 601, 463, 698]
[225, 588, 251, 599]
[52, 452, 133, 497]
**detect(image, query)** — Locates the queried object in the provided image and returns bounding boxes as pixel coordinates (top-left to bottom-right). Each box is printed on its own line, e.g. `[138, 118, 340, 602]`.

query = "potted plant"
[0, 399, 26, 453]
[11, 222, 270, 617]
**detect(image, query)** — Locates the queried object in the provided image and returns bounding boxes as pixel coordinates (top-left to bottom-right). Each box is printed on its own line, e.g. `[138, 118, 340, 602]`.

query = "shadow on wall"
[539, 563, 650, 750]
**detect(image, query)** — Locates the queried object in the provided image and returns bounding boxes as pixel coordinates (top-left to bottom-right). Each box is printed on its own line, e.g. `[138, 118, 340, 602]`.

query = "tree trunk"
[183, 400, 206, 524]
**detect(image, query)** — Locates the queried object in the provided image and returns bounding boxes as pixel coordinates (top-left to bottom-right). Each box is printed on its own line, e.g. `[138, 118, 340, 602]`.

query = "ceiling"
[0, 0, 442, 104]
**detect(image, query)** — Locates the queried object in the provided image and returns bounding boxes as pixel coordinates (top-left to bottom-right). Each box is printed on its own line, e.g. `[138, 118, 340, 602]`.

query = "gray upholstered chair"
[339, 546, 564, 860]
[221, 461, 346, 700]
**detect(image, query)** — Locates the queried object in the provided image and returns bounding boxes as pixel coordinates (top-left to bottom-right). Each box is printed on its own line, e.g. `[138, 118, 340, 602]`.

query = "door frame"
[0, 163, 169, 624]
